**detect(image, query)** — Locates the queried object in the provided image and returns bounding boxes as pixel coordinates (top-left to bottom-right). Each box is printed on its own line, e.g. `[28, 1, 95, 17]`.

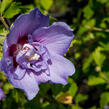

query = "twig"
[0, 17, 9, 29]
[84, 25, 109, 33]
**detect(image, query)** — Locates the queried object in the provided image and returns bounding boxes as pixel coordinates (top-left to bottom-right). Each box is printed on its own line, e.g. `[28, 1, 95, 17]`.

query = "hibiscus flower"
[0, 8, 75, 100]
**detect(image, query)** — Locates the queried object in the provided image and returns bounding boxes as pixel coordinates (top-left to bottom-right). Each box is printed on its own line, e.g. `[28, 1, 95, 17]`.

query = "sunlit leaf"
[100, 92, 109, 108]
[3, 2, 21, 18]
[88, 76, 106, 86]
[100, 42, 109, 51]
[3, 83, 14, 94]
[0, 0, 13, 14]
[93, 47, 106, 67]
[83, 5, 94, 19]
[82, 19, 96, 27]
[42, 102, 50, 108]
[67, 78, 78, 98]
[75, 93, 88, 104]
[40, 0, 53, 10]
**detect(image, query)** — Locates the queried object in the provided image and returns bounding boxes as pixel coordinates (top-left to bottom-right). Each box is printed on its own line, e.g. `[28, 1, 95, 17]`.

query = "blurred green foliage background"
[0, 0, 109, 109]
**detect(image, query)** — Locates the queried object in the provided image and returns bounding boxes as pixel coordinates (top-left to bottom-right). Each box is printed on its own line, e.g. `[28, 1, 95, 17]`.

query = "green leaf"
[78, 26, 89, 36]
[41, 102, 50, 108]
[75, 93, 88, 104]
[72, 105, 83, 109]
[51, 84, 63, 96]
[0, 36, 6, 46]
[82, 19, 96, 27]
[3, 83, 14, 94]
[0, 25, 9, 37]
[103, 17, 109, 23]
[49, 16, 57, 24]
[3, 2, 21, 18]
[67, 78, 78, 97]
[0, 0, 13, 15]
[44, 104, 55, 109]
[100, 22, 107, 29]
[83, 53, 93, 72]
[93, 47, 106, 67]
[83, 5, 94, 19]
[40, 0, 53, 10]
[97, 0, 108, 4]
[12, 90, 19, 103]
[100, 92, 109, 108]
[82, 33, 95, 42]
[100, 42, 109, 51]
[88, 106, 97, 109]
[39, 83, 50, 96]
[20, 4, 34, 13]
[58, 104, 66, 109]
[88, 76, 106, 86]
[103, 72, 109, 80]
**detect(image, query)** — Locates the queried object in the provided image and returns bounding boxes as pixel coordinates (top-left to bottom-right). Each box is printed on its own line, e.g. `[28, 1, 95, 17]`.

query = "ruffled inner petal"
[16, 43, 51, 76]
[13, 65, 26, 80]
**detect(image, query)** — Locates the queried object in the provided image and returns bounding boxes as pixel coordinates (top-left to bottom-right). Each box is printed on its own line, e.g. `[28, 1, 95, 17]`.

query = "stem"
[84, 25, 109, 33]
[0, 17, 9, 29]
[99, 72, 109, 84]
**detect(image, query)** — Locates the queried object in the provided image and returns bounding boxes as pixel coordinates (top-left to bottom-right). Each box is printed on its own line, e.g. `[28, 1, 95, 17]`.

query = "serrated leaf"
[40, 0, 53, 10]
[0, 0, 13, 14]
[88, 76, 105, 86]
[3, 2, 21, 18]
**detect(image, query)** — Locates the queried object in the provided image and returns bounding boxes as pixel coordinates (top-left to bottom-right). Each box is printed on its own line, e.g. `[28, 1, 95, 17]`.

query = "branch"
[0, 17, 9, 29]
[84, 25, 109, 33]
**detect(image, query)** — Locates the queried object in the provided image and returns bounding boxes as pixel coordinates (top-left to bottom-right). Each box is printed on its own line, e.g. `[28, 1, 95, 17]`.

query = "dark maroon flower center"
[9, 36, 28, 67]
